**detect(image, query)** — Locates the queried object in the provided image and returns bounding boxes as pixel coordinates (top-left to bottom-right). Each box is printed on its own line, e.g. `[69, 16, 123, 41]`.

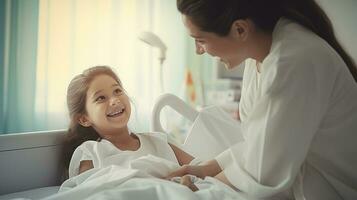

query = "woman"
[168, 0, 357, 199]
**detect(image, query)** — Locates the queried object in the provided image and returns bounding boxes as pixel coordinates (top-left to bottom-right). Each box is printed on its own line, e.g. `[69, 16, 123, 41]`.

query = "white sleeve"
[68, 142, 93, 178]
[215, 58, 333, 197]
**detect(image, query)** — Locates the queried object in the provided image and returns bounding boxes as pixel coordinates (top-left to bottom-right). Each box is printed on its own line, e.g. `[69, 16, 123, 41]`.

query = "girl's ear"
[78, 115, 92, 127]
[230, 19, 250, 41]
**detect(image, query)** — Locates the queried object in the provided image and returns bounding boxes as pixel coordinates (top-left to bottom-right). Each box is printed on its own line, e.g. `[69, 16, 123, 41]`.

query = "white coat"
[215, 18, 357, 200]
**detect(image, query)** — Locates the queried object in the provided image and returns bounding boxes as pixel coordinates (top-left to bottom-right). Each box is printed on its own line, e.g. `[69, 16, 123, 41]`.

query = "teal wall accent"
[0, 0, 39, 133]
[0, 0, 6, 130]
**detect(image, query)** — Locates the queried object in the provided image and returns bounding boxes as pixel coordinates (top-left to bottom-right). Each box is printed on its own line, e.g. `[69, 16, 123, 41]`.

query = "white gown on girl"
[68, 132, 179, 178]
[215, 18, 357, 200]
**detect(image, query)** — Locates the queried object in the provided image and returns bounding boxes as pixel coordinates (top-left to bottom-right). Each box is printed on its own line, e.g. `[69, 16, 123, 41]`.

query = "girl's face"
[80, 74, 131, 135]
[183, 15, 248, 69]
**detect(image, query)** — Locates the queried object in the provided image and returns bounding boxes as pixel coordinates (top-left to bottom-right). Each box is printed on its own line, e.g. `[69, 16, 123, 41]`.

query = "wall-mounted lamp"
[138, 31, 167, 93]
[138, 31, 167, 65]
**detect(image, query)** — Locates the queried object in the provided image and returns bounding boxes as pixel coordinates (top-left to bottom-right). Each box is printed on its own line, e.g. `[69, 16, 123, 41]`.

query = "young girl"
[62, 66, 198, 190]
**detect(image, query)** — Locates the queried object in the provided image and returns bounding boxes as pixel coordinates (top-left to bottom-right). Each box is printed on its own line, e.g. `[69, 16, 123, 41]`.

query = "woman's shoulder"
[261, 33, 342, 96]
[272, 18, 341, 66]
[265, 18, 344, 81]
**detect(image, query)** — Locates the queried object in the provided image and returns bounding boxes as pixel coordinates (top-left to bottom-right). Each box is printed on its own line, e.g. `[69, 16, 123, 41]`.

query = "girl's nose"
[110, 97, 121, 106]
[195, 41, 205, 55]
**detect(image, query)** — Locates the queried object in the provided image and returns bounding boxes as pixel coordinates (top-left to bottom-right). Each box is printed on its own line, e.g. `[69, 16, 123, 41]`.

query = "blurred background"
[0, 0, 356, 140]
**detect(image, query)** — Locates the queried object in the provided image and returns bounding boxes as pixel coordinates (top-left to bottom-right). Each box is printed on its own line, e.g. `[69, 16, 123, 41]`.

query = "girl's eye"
[95, 96, 106, 102]
[114, 88, 123, 95]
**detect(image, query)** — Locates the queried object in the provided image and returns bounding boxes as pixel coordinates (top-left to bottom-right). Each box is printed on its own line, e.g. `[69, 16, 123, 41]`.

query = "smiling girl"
[62, 66, 196, 190]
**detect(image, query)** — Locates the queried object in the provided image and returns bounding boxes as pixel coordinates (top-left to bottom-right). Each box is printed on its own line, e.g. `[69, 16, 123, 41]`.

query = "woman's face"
[182, 15, 248, 69]
[80, 74, 131, 135]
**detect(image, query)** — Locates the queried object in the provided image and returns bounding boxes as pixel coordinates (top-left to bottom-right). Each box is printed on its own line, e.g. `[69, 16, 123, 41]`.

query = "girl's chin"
[102, 119, 129, 129]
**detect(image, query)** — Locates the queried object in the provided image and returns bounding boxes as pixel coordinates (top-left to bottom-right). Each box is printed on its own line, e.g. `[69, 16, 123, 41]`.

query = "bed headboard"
[0, 130, 66, 195]
[151, 93, 243, 161]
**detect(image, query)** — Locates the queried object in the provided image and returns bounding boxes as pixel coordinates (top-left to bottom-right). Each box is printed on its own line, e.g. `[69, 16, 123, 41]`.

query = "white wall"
[317, 0, 357, 63]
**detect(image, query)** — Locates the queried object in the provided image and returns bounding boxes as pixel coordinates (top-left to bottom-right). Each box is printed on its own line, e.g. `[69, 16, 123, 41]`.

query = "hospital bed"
[0, 94, 242, 200]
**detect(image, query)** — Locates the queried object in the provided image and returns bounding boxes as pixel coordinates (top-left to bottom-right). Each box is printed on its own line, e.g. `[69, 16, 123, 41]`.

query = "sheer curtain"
[0, 0, 193, 134]
[33, 0, 189, 133]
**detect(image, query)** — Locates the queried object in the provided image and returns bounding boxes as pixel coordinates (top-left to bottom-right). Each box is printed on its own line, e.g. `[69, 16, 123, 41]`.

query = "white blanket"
[41, 155, 247, 200]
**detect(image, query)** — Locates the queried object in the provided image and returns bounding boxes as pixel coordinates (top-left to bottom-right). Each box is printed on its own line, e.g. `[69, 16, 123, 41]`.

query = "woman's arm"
[166, 159, 222, 179]
[169, 143, 194, 166]
[78, 160, 94, 174]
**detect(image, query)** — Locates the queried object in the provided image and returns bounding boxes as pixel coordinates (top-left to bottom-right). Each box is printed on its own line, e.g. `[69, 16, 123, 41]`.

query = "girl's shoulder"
[77, 140, 100, 150]
[74, 139, 112, 155]
[136, 132, 168, 143]
[69, 140, 99, 178]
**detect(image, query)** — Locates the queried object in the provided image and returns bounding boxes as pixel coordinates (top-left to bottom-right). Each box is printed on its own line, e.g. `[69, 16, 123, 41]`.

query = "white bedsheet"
[39, 155, 247, 200]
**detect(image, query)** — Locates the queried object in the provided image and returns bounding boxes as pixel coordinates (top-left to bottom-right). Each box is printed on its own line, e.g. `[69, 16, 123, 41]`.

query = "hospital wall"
[317, 0, 357, 64]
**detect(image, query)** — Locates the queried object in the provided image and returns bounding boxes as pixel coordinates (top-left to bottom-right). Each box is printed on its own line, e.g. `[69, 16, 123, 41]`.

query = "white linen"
[51, 132, 247, 200]
[69, 132, 178, 178]
[42, 156, 247, 200]
[184, 106, 243, 160]
[215, 18, 357, 199]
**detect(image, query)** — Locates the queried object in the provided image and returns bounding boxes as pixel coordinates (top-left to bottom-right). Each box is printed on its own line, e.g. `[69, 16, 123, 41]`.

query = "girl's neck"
[101, 128, 140, 151]
[113, 134, 140, 151]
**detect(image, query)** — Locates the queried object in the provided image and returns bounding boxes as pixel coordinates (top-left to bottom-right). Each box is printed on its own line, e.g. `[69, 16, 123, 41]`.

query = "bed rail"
[151, 93, 198, 133]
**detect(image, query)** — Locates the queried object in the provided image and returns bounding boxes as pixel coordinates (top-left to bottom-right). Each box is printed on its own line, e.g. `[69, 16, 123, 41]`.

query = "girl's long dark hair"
[177, 0, 357, 82]
[61, 66, 122, 179]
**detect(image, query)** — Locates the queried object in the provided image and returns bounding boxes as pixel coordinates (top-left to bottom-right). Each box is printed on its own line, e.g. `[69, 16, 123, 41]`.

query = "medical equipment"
[138, 31, 167, 93]
[138, 32, 167, 64]
[0, 94, 243, 199]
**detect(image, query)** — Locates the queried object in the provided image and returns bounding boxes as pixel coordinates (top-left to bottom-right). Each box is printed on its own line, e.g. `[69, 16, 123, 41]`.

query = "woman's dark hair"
[177, 0, 357, 82]
[61, 66, 123, 179]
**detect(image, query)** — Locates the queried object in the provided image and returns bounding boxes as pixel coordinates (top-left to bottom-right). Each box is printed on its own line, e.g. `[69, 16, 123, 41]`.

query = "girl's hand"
[166, 159, 222, 179]
[180, 175, 198, 192]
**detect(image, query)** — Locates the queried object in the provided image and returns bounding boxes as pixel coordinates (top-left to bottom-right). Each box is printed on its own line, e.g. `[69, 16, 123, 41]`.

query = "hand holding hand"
[179, 175, 199, 192]
[166, 159, 222, 180]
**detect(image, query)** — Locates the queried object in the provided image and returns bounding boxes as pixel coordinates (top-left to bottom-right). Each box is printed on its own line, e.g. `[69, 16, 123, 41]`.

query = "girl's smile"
[79, 74, 132, 136]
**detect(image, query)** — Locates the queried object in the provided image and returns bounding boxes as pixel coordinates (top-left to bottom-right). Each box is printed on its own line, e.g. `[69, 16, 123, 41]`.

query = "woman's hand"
[166, 159, 222, 179]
